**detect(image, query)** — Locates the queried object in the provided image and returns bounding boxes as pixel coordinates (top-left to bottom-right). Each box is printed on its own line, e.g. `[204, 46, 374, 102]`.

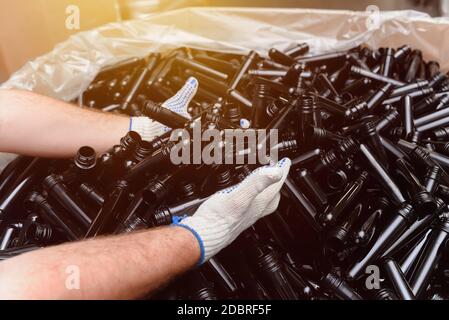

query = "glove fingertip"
[258, 167, 283, 182]
[277, 157, 292, 169]
[187, 76, 199, 88]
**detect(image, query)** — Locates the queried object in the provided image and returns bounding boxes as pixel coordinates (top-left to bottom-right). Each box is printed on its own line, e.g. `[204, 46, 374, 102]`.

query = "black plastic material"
[383, 258, 415, 300]
[6, 44, 449, 300]
[43, 174, 93, 229]
[409, 217, 449, 297]
[347, 203, 415, 280]
[142, 100, 190, 129]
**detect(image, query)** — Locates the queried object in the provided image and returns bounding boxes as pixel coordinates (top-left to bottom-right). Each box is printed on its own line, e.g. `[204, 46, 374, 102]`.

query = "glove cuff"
[175, 216, 230, 264]
[130, 117, 165, 142]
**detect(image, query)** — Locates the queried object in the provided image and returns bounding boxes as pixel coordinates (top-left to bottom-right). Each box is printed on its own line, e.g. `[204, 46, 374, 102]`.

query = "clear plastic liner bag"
[1, 7, 449, 168]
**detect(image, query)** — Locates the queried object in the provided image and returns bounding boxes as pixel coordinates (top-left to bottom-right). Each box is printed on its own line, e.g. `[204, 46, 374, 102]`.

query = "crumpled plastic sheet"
[1, 7, 449, 168]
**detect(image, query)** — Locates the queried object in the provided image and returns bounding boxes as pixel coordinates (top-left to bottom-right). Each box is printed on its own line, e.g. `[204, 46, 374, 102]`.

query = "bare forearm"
[0, 89, 129, 158]
[0, 227, 200, 300]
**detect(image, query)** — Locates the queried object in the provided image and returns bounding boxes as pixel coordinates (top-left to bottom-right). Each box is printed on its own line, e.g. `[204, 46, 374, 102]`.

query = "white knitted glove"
[130, 77, 198, 141]
[175, 158, 291, 264]
[162, 77, 198, 119]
